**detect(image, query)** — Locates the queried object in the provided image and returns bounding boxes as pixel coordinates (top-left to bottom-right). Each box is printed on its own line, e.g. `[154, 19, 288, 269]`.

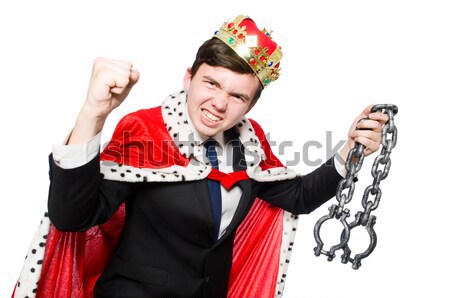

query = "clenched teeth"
[202, 110, 221, 122]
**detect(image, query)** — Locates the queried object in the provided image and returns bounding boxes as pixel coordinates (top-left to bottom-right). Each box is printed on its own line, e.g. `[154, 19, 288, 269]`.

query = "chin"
[199, 128, 217, 137]
[195, 120, 222, 137]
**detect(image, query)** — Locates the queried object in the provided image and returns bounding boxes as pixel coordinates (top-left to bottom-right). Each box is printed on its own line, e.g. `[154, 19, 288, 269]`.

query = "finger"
[113, 69, 140, 94]
[353, 126, 382, 155]
[110, 69, 140, 97]
[93, 58, 135, 85]
[363, 146, 376, 156]
[128, 69, 140, 88]
[110, 86, 126, 94]
[354, 136, 380, 155]
[356, 104, 377, 122]
[368, 112, 389, 125]
[104, 67, 139, 95]
[111, 59, 134, 70]
[99, 71, 130, 95]
[353, 129, 381, 144]
[356, 118, 384, 132]
[352, 105, 375, 130]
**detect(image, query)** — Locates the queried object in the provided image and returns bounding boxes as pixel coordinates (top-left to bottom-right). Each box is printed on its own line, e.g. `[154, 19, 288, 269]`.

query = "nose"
[211, 90, 228, 111]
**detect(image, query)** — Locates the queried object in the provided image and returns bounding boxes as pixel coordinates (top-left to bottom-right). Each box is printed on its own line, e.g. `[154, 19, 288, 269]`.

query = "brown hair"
[190, 37, 263, 101]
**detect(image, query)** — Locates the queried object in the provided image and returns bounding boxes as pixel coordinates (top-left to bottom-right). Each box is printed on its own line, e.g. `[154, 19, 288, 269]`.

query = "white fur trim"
[274, 212, 299, 297]
[13, 213, 50, 298]
[100, 160, 210, 183]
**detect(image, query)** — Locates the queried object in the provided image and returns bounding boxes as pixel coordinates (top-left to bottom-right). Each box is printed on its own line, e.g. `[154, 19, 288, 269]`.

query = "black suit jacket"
[48, 137, 342, 298]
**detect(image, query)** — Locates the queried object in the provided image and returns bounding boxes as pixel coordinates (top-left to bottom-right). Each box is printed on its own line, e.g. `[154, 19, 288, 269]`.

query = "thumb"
[115, 69, 140, 99]
[128, 69, 140, 89]
[361, 104, 374, 117]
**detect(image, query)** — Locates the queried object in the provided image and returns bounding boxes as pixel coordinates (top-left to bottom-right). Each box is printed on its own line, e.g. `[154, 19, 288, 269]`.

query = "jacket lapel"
[194, 179, 217, 243]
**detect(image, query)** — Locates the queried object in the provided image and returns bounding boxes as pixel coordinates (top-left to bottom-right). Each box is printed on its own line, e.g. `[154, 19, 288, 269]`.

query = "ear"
[183, 67, 193, 92]
[245, 92, 259, 114]
[244, 101, 256, 115]
[244, 77, 261, 115]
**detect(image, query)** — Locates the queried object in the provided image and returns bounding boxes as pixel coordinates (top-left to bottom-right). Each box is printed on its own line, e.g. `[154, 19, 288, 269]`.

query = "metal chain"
[313, 104, 398, 269]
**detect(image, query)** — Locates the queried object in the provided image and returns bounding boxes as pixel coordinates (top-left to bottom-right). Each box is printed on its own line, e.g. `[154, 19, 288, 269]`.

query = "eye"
[231, 94, 246, 102]
[205, 80, 216, 87]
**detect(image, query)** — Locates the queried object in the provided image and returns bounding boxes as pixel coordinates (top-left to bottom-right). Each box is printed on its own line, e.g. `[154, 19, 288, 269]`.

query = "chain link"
[313, 104, 398, 269]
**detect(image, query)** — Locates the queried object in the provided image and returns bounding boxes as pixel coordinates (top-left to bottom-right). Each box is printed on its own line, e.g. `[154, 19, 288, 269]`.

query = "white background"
[1, 0, 449, 297]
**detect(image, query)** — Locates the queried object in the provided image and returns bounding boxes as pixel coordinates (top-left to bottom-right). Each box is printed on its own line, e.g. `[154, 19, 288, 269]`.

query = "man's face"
[184, 64, 260, 137]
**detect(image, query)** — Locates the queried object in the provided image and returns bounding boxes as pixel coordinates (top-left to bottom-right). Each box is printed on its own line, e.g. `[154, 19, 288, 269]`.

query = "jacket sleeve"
[257, 157, 343, 215]
[47, 153, 135, 232]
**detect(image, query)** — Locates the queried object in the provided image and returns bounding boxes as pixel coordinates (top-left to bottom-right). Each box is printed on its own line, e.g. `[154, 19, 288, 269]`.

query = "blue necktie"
[204, 139, 222, 239]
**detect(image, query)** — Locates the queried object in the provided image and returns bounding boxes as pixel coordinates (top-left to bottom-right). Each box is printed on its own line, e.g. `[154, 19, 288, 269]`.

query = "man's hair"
[190, 38, 264, 101]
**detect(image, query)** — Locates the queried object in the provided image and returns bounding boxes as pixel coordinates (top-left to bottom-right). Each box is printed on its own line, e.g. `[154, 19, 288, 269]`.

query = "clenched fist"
[85, 57, 140, 119]
[337, 105, 389, 163]
[68, 58, 140, 144]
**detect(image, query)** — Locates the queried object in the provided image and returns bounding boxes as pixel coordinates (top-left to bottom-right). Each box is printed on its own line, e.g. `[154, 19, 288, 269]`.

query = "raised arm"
[47, 58, 140, 231]
[68, 57, 140, 144]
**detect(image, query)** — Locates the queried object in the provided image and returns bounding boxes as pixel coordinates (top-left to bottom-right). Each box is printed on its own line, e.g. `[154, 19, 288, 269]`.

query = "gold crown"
[214, 15, 283, 88]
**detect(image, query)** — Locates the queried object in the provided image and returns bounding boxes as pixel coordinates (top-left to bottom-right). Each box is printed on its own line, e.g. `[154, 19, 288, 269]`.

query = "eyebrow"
[203, 75, 251, 102]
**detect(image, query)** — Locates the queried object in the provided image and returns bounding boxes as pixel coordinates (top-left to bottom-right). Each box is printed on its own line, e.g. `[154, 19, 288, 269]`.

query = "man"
[13, 15, 387, 298]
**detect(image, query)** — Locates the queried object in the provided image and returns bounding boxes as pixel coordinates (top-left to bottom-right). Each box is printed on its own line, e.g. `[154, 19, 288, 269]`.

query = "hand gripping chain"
[313, 104, 398, 269]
